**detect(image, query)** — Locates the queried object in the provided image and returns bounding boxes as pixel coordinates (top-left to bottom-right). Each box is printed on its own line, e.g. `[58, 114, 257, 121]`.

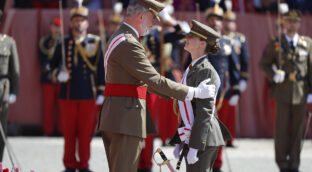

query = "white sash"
[104, 33, 126, 79]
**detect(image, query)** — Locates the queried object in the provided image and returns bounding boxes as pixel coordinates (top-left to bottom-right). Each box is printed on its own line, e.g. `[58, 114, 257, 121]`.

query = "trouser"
[186, 146, 219, 172]
[0, 102, 9, 161]
[42, 83, 61, 135]
[213, 99, 234, 169]
[102, 131, 143, 172]
[274, 101, 306, 170]
[138, 135, 154, 170]
[59, 100, 97, 170]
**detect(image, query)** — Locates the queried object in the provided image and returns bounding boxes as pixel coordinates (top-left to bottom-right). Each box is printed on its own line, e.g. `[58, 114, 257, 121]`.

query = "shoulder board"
[235, 32, 246, 43]
[87, 34, 100, 41]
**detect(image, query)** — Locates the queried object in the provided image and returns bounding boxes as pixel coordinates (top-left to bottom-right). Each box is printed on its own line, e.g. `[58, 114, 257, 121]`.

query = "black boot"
[79, 168, 93, 172]
[64, 168, 76, 172]
[213, 168, 222, 172]
[280, 168, 289, 172]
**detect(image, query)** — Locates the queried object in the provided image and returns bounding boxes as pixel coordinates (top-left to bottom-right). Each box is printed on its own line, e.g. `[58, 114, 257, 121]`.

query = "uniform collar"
[285, 33, 299, 47]
[191, 55, 206, 67]
[123, 22, 139, 38]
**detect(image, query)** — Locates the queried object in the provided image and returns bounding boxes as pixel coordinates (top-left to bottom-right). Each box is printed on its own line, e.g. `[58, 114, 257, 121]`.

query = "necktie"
[290, 40, 295, 51]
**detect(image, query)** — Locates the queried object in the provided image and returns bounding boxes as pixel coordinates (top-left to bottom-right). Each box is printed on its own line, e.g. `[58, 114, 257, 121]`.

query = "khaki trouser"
[274, 101, 306, 169]
[0, 102, 9, 161]
[186, 146, 219, 172]
[102, 131, 143, 172]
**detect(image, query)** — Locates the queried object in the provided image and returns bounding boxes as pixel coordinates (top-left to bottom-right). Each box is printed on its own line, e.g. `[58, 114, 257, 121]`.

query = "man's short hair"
[126, 0, 149, 17]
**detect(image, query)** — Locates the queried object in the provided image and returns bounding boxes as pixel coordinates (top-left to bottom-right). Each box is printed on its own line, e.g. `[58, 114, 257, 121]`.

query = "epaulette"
[235, 32, 246, 43]
[0, 34, 9, 42]
[222, 35, 235, 45]
[298, 36, 311, 48]
[87, 34, 100, 42]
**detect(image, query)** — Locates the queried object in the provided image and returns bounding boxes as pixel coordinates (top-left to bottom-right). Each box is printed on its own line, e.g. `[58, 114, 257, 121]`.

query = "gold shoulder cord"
[39, 37, 58, 60]
[75, 39, 100, 71]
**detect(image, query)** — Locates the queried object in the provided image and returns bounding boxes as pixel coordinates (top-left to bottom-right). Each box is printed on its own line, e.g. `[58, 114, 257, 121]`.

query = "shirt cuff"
[185, 87, 195, 101]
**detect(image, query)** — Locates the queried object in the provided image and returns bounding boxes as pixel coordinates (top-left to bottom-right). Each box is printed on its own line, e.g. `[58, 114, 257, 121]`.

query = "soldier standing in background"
[204, 2, 241, 172]
[0, 10, 20, 161]
[51, 2, 105, 172]
[260, 10, 312, 172]
[222, 0, 250, 147]
[38, 17, 62, 136]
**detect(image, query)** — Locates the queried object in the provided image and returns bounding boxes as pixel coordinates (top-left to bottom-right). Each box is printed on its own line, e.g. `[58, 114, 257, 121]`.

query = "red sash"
[104, 83, 147, 99]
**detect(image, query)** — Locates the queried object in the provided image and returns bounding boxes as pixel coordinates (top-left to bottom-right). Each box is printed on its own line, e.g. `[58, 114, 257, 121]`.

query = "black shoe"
[280, 168, 289, 172]
[289, 168, 299, 172]
[64, 168, 76, 172]
[226, 143, 237, 148]
[138, 169, 152, 172]
[213, 168, 222, 172]
[79, 168, 92, 172]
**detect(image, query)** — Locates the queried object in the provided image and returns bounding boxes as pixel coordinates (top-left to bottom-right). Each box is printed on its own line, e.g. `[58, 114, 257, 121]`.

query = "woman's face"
[184, 35, 205, 53]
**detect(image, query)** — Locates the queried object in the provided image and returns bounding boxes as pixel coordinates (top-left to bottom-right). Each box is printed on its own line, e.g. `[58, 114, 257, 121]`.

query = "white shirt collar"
[285, 33, 299, 47]
[123, 22, 139, 38]
[191, 55, 206, 67]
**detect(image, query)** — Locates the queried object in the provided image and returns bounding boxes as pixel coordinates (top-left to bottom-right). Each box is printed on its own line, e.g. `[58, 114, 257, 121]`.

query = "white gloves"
[229, 95, 239, 106]
[9, 94, 17, 104]
[173, 144, 181, 159]
[193, 79, 215, 99]
[273, 70, 285, 83]
[187, 148, 198, 165]
[307, 94, 312, 104]
[96, 95, 104, 105]
[57, 71, 69, 82]
[239, 80, 247, 92]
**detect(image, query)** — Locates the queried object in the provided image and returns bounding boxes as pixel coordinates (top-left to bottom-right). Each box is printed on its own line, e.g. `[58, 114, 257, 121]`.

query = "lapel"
[186, 56, 207, 86]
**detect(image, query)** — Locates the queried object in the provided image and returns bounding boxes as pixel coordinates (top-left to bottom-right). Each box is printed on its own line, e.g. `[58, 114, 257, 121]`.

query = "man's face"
[184, 35, 205, 53]
[70, 16, 89, 34]
[206, 15, 223, 33]
[139, 12, 155, 35]
[50, 24, 61, 38]
[283, 19, 300, 34]
[223, 20, 236, 33]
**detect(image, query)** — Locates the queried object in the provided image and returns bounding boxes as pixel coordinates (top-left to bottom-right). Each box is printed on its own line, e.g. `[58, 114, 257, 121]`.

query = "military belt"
[285, 72, 306, 82]
[0, 75, 9, 80]
[104, 83, 147, 99]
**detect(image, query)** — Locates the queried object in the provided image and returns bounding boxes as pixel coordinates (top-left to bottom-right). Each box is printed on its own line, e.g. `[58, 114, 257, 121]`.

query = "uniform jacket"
[170, 57, 231, 150]
[228, 32, 250, 80]
[51, 34, 105, 100]
[0, 34, 19, 103]
[98, 23, 189, 139]
[260, 34, 312, 104]
[208, 36, 241, 99]
[38, 36, 60, 83]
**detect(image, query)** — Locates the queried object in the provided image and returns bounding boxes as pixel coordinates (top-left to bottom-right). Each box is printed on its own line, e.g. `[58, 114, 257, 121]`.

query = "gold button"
[136, 105, 139, 108]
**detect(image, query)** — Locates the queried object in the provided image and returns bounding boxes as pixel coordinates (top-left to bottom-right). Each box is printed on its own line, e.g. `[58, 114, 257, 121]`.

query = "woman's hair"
[200, 37, 220, 54]
[126, 0, 149, 17]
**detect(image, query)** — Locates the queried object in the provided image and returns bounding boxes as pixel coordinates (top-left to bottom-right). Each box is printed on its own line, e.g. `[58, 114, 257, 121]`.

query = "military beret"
[282, 10, 302, 21]
[188, 20, 220, 46]
[135, 0, 165, 20]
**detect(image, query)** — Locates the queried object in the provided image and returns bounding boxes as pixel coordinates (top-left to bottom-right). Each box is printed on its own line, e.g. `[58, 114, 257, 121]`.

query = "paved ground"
[1, 137, 312, 172]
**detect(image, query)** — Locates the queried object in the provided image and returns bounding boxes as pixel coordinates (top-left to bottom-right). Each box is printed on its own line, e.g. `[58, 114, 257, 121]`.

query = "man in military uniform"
[97, 0, 216, 171]
[51, 3, 105, 172]
[260, 10, 312, 172]
[204, 2, 241, 172]
[38, 16, 62, 136]
[222, 1, 250, 147]
[0, 10, 20, 162]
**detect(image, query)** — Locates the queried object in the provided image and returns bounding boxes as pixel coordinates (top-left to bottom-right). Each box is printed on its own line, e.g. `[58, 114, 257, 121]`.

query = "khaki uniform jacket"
[98, 24, 189, 139]
[260, 34, 312, 104]
[170, 57, 232, 150]
[188, 57, 231, 150]
[0, 34, 19, 103]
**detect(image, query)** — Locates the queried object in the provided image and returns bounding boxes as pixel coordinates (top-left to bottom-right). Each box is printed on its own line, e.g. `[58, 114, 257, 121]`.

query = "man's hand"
[57, 71, 69, 82]
[187, 147, 198, 164]
[173, 144, 181, 159]
[229, 95, 239, 106]
[194, 79, 215, 99]
[307, 94, 312, 104]
[239, 80, 247, 92]
[96, 95, 104, 105]
[273, 70, 285, 83]
[9, 94, 17, 104]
